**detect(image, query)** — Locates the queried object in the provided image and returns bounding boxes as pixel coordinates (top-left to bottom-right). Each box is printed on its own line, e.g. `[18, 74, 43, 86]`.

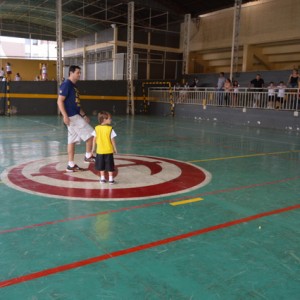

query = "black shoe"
[66, 164, 84, 172]
[84, 155, 96, 163]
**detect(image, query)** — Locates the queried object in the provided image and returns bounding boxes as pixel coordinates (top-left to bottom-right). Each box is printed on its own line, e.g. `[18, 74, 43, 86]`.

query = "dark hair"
[98, 111, 111, 124]
[69, 65, 81, 75]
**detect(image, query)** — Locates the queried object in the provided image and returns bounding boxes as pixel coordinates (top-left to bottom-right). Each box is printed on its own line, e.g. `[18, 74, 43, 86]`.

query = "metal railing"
[148, 87, 300, 111]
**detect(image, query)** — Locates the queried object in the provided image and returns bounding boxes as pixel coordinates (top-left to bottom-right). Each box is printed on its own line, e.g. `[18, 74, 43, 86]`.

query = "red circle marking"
[2, 155, 211, 201]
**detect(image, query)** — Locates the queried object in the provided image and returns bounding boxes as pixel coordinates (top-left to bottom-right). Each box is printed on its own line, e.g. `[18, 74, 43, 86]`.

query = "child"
[276, 81, 286, 109]
[92, 111, 117, 184]
[267, 82, 276, 109]
[232, 80, 239, 107]
[224, 78, 232, 106]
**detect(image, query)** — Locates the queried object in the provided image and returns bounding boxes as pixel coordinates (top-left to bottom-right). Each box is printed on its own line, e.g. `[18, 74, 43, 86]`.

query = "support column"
[127, 2, 134, 115]
[182, 14, 191, 75]
[147, 31, 151, 80]
[82, 46, 86, 80]
[230, 0, 242, 81]
[112, 25, 118, 80]
[56, 0, 63, 87]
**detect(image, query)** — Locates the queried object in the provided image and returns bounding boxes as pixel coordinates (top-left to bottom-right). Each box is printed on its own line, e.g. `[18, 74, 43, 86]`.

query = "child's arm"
[111, 138, 117, 154]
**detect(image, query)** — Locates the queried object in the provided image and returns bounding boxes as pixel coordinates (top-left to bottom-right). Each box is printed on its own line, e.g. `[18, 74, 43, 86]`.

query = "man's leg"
[68, 142, 75, 162]
[85, 136, 93, 153]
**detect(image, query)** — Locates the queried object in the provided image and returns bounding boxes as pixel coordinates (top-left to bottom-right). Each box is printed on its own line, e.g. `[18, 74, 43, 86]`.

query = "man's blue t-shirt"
[59, 79, 81, 117]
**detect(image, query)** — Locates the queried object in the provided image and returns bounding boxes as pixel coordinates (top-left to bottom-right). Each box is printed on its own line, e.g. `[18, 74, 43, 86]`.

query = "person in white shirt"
[0, 67, 4, 80]
[6, 62, 12, 81]
[15, 73, 22, 81]
[267, 82, 276, 109]
[276, 81, 286, 109]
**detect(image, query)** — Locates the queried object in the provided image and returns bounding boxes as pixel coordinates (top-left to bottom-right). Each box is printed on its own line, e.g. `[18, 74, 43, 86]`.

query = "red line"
[0, 203, 299, 288]
[1, 176, 299, 235]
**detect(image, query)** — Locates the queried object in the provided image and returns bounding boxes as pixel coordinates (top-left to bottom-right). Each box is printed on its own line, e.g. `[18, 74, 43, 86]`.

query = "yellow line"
[2, 93, 146, 101]
[189, 150, 300, 163]
[170, 197, 203, 206]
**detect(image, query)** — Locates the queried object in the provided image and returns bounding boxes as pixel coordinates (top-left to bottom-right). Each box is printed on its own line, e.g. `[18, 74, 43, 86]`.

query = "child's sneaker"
[109, 180, 115, 185]
[84, 155, 96, 163]
[66, 164, 84, 172]
[100, 179, 107, 184]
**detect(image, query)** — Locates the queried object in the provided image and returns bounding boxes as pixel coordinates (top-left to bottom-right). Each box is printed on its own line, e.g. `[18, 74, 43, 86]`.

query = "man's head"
[68, 65, 81, 82]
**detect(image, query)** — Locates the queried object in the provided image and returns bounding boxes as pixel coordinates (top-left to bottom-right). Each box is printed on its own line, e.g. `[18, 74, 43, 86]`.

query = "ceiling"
[0, 0, 254, 41]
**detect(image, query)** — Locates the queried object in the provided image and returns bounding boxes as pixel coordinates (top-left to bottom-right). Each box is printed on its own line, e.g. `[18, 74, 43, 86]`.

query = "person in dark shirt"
[250, 74, 264, 108]
[57, 65, 95, 172]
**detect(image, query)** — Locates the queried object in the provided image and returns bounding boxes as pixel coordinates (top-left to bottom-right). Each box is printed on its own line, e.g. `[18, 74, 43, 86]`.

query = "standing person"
[276, 81, 286, 109]
[5, 62, 12, 81]
[267, 81, 276, 109]
[14, 73, 22, 81]
[232, 80, 239, 107]
[41, 63, 48, 81]
[92, 111, 117, 184]
[57, 65, 95, 172]
[224, 78, 232, 106]
[288, 69, 299, 88]
[216, 72, 226, 105]
[250, 74, 264, 108]
[0, 67, 4, 81]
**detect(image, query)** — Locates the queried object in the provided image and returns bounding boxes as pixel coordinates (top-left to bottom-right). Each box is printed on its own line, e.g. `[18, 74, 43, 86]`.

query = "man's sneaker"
[100, 179, 107, 184]
[109, 180, 115, 185]
[66, 164, 84, 172]
[84, 155, 96, 163]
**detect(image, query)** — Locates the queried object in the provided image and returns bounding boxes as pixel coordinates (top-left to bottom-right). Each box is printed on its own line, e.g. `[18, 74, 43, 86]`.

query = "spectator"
[6, 62, 12, 81]
[216, 72, 226, 105]
[190, 77, 200, 88]
[232, 80, 239, 107]
[224, 78, 232, 106]
[288, 69, 299, 88]
[250, 74, 264, 108]
[0, 67, 4, 80]
[276, 81, 286, 109]
[14, 73, 22, 81]
[41, 63, 48, 81]
[267, 82, 276, 109]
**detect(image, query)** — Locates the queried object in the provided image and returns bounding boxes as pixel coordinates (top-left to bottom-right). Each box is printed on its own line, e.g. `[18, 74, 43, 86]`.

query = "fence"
[148, 87, 300, 111]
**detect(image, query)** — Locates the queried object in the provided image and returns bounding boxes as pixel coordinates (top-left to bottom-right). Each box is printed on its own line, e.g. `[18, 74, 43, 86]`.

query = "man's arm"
[57, 95, 70, 126]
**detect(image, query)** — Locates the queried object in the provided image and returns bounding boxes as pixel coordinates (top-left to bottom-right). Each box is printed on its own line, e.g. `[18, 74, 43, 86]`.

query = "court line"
[170, 197, 203, 206]
[189, 150, 300, 163]
[0, 202, 299, 288]
[0, 175, 299, 235]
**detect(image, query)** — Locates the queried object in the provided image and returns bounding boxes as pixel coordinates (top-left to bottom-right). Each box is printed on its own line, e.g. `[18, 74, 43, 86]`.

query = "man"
[216, 72, 226, 105]
[57, 65, 95, 172]
[250, 74, 264, 108]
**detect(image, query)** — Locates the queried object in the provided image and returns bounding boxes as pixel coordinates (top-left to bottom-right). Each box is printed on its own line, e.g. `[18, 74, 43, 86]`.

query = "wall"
[187, 0, 300, 72]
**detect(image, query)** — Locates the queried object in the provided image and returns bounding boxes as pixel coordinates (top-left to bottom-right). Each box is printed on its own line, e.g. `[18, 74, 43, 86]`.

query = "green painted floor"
[0, 115, 299, 300]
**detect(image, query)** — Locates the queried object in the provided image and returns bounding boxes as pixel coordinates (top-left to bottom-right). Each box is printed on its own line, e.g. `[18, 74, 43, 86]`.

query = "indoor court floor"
[0, 114, 299, 300]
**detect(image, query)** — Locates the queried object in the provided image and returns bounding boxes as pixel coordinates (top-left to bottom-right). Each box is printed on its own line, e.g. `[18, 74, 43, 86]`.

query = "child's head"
[98, 111, 112, 125]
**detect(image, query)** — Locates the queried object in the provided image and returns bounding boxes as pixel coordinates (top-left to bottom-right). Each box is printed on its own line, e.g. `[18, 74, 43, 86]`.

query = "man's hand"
[63, 115, 70, 126]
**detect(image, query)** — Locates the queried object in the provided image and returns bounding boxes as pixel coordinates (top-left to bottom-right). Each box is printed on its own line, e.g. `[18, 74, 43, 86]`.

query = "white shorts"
[67, 114, 94, 144]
